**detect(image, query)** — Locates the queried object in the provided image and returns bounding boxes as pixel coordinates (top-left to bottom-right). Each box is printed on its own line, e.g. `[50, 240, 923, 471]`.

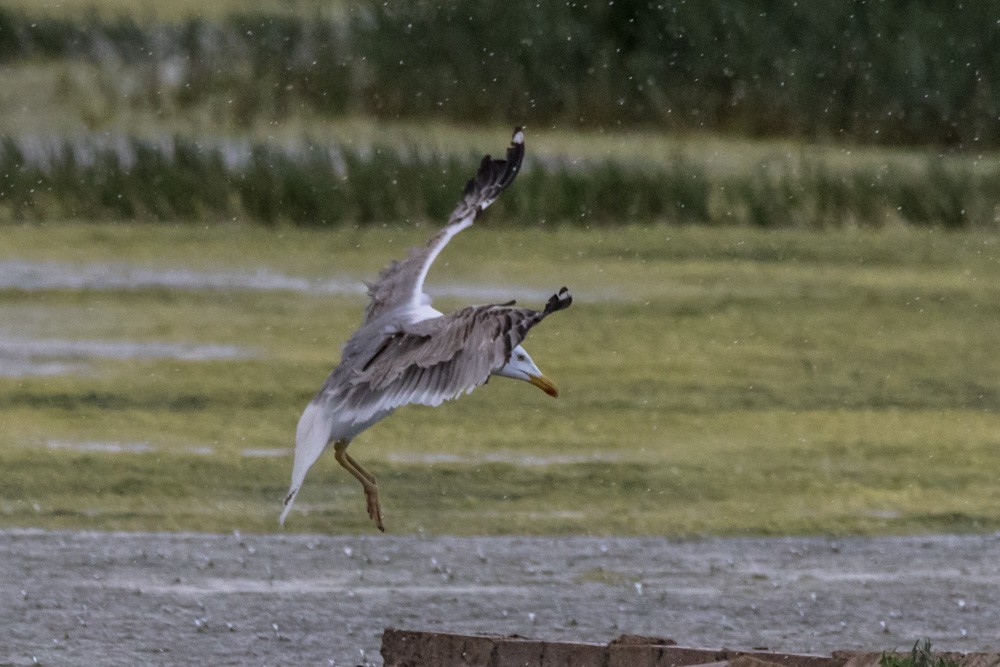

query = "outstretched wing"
[362, 127, 525, 324]
[328, 287, 571, 426]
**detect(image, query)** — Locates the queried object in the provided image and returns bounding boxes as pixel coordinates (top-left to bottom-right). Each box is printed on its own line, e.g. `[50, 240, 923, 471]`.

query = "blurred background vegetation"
[1, 0, 998, 227]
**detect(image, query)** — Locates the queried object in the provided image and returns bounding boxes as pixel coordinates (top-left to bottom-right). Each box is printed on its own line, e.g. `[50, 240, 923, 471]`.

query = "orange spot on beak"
[528, 374, 559, 398]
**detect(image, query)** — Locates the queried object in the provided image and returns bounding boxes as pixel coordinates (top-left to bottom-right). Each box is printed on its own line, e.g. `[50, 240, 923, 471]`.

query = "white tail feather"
[279, 400, 334, 525]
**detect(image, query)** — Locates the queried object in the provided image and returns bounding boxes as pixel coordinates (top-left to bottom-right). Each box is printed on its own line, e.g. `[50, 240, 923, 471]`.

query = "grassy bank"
[1, 223, 999, 534]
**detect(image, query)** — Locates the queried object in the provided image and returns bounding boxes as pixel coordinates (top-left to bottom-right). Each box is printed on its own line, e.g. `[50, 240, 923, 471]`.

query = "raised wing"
[362, 127, 525, 324]
[327, 287, 570, 426]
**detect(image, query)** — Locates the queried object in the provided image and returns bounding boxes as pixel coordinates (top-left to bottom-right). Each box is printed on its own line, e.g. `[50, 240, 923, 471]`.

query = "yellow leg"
[333, 440, 384, 532]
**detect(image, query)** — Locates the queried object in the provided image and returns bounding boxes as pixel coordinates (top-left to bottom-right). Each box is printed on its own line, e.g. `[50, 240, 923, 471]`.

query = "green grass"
[880, 641, 961, 667]
[2, 223, 1000, 534]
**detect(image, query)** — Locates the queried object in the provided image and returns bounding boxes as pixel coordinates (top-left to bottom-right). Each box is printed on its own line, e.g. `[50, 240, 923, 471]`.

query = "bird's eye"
[516, 353, 526, 361]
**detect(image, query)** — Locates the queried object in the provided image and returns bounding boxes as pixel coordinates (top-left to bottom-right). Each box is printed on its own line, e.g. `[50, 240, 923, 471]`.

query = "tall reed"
[1, 135, 994, 228]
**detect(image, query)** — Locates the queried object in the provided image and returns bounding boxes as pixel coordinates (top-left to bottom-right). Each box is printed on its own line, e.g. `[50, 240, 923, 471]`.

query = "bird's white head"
[495, 345, 559, 397]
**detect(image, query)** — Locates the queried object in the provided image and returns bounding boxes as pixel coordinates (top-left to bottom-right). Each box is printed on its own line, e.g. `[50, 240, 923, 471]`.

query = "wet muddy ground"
[2, 530, 998, 666]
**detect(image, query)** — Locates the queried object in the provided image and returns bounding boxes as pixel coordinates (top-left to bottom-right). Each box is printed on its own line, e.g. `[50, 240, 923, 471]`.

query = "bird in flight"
[280, 128, 572, 531]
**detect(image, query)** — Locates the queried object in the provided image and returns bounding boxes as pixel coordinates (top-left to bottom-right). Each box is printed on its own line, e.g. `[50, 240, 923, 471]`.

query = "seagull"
[280, 128, 572, 531]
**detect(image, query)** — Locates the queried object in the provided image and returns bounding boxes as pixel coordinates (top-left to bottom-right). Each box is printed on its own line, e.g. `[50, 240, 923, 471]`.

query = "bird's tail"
[279, 399, 334, 525]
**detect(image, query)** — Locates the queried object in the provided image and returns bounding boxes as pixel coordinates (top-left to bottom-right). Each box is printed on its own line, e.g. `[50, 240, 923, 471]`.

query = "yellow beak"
[528, 373, 559, 398]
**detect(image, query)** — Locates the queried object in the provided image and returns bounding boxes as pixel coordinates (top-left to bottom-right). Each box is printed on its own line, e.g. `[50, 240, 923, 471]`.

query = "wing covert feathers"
[327, 287, 571, 426]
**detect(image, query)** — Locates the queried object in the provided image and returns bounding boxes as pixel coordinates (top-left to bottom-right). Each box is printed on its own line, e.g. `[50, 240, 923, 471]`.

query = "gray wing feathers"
[362, 128, 526, 325]
[327, 288, 570, 425]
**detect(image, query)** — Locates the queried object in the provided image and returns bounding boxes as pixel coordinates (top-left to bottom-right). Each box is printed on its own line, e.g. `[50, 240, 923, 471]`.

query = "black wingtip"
[544, 287, 572, 314]
[470, 130, 525, 197]
[448, 128, 527, 224]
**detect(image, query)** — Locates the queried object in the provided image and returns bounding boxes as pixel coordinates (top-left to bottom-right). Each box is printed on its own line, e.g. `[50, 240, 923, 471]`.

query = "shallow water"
[0, 259, 568, 302]
[37, 440, 622, 467]
[0, 258, 359, 293]
[42, 440, 287, 459]
[387, 451, 621, 466]
[0, 258, 601, 377]
[46, 440, 156, 454]
[0, 336, 252, 377]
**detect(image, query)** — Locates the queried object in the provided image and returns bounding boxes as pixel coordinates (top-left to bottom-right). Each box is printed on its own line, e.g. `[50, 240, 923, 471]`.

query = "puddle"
[0, 358, 83, 377]
[40, 441, 289, 459]
[387, 451, 621, 466]
[0, 259, 360, 294]
[0, 337, 248, 361]
[0, 259, 612, 377]
[0, 259, 619, 303]
[0, 259, 568, 301]
[0, 336, 252, 377]
[241, 448, 290, 458]
[46, 440, 156, 454]
[36, 440, 611, 466]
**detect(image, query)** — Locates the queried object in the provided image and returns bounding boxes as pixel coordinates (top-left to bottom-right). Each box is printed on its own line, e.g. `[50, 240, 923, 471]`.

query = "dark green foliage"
[177, 14, 351, 123]
[0, 9, 148, 61]
[354, 0, 1000, 146]
[3, 2, 1000, 146]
